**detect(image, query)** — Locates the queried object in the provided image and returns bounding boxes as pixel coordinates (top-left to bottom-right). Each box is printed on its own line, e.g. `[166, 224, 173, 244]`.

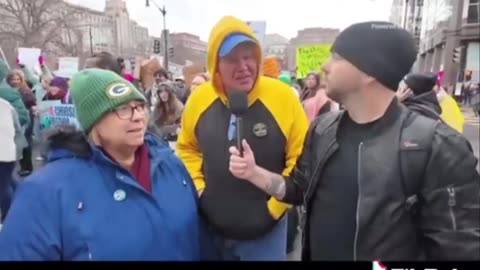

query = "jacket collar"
[404, 91, 442, 115]
[329, 98, 404, 137]
[48, 132, 171, 168]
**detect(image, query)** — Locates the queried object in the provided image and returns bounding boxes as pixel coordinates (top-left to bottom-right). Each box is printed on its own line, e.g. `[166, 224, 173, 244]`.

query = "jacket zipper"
[84, 242, 93, 261]
[353, 142, 363, 261]
[447, 186, 457, 231]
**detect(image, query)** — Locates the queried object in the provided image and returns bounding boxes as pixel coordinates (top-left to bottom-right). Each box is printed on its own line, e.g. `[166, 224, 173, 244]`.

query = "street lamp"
[146, 0, 169, 71]
[89, 25, 93, 56]
[403, 0, 410, 29]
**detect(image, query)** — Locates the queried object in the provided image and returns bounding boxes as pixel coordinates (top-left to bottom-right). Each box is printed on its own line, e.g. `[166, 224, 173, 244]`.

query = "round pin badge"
[252, 123, 268, 138]
[113, 189, 126, 201]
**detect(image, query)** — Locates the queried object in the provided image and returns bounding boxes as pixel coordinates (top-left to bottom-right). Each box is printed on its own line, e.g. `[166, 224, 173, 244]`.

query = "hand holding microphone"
[229, 139, 256, 181]
[228, 91, 248, 156]
[227, 91, 257, 180]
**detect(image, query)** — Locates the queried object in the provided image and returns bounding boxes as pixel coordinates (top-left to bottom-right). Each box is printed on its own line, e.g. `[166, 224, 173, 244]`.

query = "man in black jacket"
[397, 72, 443, 120]
[227, 21, 480, 261]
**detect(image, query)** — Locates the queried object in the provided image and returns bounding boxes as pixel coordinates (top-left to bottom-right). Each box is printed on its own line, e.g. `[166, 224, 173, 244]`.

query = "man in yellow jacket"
[176, 16, 309, 261]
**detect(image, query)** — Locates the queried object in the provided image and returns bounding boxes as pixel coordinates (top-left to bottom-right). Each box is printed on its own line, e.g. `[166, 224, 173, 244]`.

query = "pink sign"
[437, 70, 444, 85]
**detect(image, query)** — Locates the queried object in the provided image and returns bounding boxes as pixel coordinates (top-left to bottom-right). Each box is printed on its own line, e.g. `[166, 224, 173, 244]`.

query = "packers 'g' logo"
[106, 83, 132, 98]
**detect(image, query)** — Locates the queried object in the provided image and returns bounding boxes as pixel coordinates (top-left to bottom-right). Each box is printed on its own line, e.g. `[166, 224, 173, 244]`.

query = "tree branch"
[0, 0, 85, 50]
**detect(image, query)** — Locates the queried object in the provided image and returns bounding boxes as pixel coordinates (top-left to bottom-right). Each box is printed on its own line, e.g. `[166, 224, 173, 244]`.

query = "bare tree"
[0, 0, 84, 54]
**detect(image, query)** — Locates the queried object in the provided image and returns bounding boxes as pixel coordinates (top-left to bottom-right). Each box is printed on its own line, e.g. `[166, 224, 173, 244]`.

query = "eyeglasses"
[113, 103, 147, 120]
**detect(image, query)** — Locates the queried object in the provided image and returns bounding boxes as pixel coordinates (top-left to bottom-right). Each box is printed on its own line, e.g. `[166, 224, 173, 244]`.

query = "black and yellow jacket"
[176, 16, 309, 240]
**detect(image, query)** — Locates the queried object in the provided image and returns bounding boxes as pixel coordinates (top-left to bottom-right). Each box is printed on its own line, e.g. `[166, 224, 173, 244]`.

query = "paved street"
[463, 111, 480, 171]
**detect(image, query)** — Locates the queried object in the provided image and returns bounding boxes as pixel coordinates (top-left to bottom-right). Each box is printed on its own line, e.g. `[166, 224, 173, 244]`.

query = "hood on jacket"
[207, 16, 262, 105]
[46, 125, 92, 161]
[0, 59, 10, 83]
[404, 90, 442, 116]
[46, 124, 169, 162]
[157, 81, 177, 94]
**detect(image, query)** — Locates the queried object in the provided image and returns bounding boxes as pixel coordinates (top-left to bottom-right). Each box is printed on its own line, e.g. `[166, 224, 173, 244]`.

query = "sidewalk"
[462, 106, 480, 126]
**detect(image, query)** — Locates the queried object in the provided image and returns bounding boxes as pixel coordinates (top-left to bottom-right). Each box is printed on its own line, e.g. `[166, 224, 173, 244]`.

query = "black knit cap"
[404, 72, 438, 95]
[332, 21, 417, 91]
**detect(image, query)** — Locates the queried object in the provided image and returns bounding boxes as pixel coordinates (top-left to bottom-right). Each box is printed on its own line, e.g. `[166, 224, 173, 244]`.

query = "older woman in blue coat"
[0, 69, 215, 261]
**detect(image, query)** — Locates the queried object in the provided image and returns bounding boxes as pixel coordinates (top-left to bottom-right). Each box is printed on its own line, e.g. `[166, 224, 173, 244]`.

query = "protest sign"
[38, 100, 63, 130]
[263, 55, 281, 78]
[39, 103, 79, 130]
[169, 62, 184, 79]
[183, 64, 205, 89]
[38, 100, 61, 113]
[296, 44, 332, 79]
[58, 57, 79, 78]
[35, 86, 48, 103]
[18, 48, 41, 70]
[134, 56, 145, 80]
[140, 57, 161, 91]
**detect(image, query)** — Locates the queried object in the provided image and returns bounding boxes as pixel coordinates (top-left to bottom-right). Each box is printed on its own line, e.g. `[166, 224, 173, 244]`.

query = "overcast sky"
[66, 0, 394, 41]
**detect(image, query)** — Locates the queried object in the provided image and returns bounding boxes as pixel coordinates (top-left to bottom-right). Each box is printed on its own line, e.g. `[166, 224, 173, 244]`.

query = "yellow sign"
[296, 44, 332, 78]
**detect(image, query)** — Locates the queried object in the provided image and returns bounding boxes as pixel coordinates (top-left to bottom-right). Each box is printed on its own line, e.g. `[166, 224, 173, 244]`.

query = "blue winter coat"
[0, 132, 215, 261]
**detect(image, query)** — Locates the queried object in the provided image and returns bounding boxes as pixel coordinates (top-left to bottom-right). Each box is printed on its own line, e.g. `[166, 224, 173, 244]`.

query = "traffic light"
[168, 47, 174, 58]
[153, 39, 161, 54]
[452, 46, 463, 63]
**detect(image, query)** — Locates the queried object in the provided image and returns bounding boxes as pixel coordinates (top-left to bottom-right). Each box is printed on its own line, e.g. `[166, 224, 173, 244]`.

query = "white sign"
[58, 57, 79, 78]
[18, 47, 41, 70]
[246, 21, 267, 47]
[169, 62, 184, 78]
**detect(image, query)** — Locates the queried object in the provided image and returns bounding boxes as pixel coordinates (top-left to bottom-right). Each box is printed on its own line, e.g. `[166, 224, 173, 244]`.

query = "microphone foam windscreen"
[228, 91, 248, 115]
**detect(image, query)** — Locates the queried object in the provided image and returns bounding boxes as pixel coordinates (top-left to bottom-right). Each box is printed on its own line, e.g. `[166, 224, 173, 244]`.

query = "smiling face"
[92, 101, 149, 148]
[218, 42, 258, 92]
[8, 74, 22, 88]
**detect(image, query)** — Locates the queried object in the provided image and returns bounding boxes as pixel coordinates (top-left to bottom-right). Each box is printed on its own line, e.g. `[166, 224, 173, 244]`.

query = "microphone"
[228, 91, 248, 156]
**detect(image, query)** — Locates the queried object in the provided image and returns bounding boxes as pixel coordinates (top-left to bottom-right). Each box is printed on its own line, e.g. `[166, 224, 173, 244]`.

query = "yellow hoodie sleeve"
[282, 97, 310, 176]
[176, 85, 215, 192]
[176, 108, 205, 192]
[260, 78, 310, 220]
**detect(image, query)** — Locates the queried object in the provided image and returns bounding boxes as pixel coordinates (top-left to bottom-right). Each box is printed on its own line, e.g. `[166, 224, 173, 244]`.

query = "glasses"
[113, 103, 147, 120]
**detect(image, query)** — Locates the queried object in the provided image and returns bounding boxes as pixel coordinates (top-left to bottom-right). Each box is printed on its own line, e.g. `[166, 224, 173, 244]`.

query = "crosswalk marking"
[465, 116, 480, 126]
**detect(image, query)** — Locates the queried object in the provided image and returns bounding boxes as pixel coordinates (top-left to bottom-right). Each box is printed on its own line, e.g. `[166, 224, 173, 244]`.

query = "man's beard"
[325, 87, 345, 104]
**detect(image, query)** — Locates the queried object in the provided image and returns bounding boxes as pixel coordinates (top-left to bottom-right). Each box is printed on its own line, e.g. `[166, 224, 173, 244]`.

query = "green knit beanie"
[70, 68, 146, 132]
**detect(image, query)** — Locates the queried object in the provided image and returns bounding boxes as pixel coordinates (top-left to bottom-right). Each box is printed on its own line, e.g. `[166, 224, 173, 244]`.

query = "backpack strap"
[399, 111, 438, 212]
